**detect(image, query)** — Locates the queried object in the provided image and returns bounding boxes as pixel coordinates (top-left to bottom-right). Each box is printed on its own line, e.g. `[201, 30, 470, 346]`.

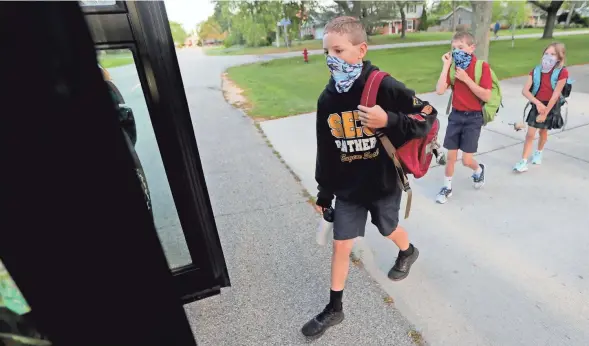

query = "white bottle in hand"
[316, 207, 334, 246]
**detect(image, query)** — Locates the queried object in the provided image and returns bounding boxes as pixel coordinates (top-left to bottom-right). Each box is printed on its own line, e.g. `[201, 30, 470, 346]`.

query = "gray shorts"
[443, 109, 484, 154]
[333, 190, 402, 241]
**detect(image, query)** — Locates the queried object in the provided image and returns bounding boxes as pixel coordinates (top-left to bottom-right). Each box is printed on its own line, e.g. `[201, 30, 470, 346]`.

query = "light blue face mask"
[541, 54, 557, 73]
[326, 55, 363, 93]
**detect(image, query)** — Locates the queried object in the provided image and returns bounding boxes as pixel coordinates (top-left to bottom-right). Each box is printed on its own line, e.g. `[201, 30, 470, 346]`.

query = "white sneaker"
[436, 187, 453, 204]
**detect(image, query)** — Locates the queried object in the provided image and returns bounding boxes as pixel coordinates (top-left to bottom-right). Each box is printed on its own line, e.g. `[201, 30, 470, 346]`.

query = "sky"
[164, 0, 215, 33]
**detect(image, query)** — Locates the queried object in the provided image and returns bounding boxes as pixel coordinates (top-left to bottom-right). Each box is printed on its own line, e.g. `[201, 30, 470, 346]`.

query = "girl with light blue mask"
[514, 42, 569, 173]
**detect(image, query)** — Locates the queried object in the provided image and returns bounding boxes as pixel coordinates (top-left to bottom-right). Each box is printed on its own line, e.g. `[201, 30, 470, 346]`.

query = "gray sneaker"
[436, 187, 452, 204]
[472, 164, 486, 189]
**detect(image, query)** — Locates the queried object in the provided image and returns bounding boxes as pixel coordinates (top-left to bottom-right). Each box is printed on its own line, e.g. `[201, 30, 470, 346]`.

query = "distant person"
[494, 21, 500, 39]
[513, 43, 569, 172]
[435, 31, 492, 204]
[302, 16, 437, 339]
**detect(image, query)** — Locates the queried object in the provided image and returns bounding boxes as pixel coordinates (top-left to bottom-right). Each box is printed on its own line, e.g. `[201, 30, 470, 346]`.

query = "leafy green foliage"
[492, 1, 532, 27]
[169, 21, 188, 46]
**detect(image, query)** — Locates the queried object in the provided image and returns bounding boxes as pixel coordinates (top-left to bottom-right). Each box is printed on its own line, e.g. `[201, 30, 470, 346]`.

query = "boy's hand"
[455, 68, 471, 82]
[314, 205, 325, 214]
[358, 104, 388, 129]
[442, 52, 452, 66]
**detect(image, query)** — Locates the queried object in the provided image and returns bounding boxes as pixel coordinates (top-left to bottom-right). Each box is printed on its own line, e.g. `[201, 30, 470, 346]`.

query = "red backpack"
[361, 70, 441, 219]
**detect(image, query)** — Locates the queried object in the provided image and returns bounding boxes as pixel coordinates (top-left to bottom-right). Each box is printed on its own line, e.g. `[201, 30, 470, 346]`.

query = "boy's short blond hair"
[452, 31, 476, 46]
[324, 16, 367, 45]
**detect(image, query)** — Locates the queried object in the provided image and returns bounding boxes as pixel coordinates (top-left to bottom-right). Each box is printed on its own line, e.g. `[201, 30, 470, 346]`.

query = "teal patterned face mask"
[326, 55, 363, 93]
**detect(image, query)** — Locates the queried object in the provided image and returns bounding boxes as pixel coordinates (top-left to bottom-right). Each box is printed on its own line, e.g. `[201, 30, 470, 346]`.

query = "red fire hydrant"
[303, 48, 309, 63]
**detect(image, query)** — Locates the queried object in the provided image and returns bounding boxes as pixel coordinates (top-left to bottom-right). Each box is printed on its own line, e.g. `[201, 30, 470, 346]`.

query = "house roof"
[439, 6, 472, 21]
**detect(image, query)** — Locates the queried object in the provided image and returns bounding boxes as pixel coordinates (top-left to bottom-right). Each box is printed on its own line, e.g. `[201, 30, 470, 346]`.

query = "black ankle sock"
[328, 289, 343, 311]
[400, 244, 414, 256]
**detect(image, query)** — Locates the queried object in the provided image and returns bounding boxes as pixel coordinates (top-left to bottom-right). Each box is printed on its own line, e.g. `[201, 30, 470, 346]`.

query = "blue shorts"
[443, 109, 484, 154]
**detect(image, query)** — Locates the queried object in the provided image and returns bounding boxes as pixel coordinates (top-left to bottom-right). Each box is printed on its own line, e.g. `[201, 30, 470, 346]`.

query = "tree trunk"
[565, 3, 577, 28]
[452, 0, 457, 32]
[511, 20, 516, 48]
[400, 6, 406, 38]
[471, 0, 493, 61]
[543, 10, 558, 38]
[529, 1, 564, 39]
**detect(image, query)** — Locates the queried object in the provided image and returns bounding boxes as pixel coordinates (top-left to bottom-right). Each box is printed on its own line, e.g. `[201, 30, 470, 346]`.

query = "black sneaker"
[388, 246, 420, 281]
[301, 305, 344, 338]
[472, 163, 486, 189]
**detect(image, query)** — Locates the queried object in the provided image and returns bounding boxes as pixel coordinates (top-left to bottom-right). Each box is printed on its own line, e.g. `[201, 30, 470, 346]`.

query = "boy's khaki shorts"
[333, 189, 402, 241]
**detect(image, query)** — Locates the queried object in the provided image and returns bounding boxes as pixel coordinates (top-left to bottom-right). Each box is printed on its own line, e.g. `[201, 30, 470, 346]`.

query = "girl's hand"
[315, 205, 325, 214]
[536, 111, 548, 123]
[535, 102, 547, 115]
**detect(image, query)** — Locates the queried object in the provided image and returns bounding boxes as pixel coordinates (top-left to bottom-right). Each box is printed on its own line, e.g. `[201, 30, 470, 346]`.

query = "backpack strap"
[448, 62, 456, 86]
[474, 59, 484, 85]
[361, 70, 412, 219]
[531, 65, 541, 96]
[446, 62, 456, 115]
[550, 67, 562, 90]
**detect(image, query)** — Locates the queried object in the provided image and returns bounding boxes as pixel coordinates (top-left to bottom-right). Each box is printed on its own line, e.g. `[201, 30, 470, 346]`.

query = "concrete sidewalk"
[177, 49, 420, 346]
[256, 30, 589, 60]
[260, 65, 589, 346]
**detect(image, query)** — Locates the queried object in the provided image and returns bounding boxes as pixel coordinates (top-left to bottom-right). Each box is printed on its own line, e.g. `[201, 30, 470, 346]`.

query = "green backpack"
[446, 60, 503, 125]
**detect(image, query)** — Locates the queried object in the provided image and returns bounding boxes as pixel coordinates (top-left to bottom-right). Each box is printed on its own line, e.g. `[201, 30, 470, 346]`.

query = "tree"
[197, 16, 225, 43]
[420, 5, 429, 31]
[395, 2, 408, 38]
[470, 0, 493, 61]
[492, 1, 532, 47]
[210, 0, 320, 47]
[528, 1, 565, 38]
[213, 1, 232, 32]
[430, 0, 470, 16]
[169, 21, 188, 46]
[332, 1, 397, 36]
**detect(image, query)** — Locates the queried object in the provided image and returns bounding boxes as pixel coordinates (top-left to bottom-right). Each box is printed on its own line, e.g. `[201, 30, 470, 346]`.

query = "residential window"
[407, 4, 417, 13]
[407, 20, 414, 30]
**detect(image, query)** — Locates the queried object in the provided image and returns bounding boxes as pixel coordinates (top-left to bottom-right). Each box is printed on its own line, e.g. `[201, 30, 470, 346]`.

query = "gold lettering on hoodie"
[327, 111, 379, 163]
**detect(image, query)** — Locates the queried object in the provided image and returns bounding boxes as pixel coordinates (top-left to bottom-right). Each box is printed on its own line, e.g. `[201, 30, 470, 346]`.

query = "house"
[527, 5, 547, 27]
[378, 2, 425, 34]
[439, 6, 473, 31]
[300, 20, 325, 40]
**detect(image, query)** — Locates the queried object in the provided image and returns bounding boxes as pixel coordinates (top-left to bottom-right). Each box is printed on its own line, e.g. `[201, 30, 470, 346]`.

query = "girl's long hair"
[544, 42, 566, 68]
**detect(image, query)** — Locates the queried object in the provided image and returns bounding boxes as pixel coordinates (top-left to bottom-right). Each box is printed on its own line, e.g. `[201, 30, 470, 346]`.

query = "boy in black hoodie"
[301, 17, 437, 338]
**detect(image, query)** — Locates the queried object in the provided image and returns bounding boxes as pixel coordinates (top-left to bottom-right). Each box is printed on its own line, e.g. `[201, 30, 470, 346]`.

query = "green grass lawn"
[227, 34, 589, 118]
[98, 53, 135, 68]
[206, 27, 588, 56]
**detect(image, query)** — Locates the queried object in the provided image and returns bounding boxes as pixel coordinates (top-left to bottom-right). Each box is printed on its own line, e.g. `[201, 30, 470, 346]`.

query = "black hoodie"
[315, 60, 437, 207]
